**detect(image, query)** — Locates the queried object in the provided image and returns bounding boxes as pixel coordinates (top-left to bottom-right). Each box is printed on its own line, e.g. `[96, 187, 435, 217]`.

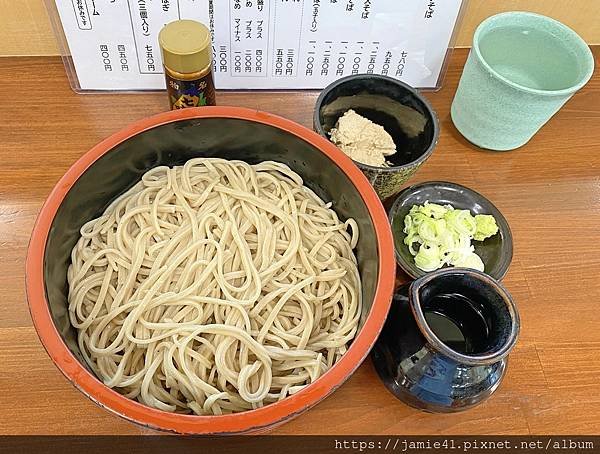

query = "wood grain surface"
[0, 48, 599, 435]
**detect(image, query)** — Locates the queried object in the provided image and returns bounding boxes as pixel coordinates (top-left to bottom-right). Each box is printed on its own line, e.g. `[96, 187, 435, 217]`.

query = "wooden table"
[1, 48, 599, 435]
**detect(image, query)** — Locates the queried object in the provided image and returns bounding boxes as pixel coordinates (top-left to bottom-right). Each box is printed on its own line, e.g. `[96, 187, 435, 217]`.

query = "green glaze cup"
[451, 12, 594, 151]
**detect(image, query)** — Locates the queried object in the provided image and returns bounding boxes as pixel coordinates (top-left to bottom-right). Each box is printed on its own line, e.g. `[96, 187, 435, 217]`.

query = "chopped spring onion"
[403, 202, 499, 272]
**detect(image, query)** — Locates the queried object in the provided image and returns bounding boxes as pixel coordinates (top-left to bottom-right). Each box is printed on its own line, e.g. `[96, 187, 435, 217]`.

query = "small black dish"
[388, 181, 513, 280]
[313, 74, 439, 200]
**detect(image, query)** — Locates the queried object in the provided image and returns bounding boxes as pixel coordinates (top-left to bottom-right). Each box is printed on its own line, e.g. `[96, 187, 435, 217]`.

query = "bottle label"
[165, 71, 216, 109]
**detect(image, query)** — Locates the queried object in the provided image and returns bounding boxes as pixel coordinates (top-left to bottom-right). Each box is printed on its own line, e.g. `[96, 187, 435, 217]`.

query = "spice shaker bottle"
[158, 19, 216, 110]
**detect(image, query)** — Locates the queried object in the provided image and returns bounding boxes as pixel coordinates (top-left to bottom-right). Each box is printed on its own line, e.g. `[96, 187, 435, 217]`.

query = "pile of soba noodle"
[67, 158, 361, 415]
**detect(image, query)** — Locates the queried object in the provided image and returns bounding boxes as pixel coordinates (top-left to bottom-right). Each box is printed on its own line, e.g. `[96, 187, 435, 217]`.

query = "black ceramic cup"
[313, 74, 439, 201]
[371, 268, 520, 412]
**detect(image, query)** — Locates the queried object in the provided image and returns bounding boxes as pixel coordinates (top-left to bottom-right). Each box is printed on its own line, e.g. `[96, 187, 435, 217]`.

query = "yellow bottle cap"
[159, 20, 212, 74]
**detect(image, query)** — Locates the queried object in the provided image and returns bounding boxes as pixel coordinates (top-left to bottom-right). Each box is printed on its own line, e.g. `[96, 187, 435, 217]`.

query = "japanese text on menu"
[55, 0, 463, 90]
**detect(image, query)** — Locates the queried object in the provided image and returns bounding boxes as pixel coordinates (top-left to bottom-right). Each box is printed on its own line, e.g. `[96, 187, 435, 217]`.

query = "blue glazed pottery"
[451, 12, 594, 151]
[371, 268, 520, 412]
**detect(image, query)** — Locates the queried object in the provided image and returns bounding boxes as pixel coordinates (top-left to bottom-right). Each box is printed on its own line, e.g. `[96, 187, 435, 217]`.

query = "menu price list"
[54, 0, 463, 90]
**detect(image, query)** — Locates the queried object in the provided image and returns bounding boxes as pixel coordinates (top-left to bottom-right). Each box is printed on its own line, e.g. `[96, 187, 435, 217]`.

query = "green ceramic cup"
[451, 12, 594, 151]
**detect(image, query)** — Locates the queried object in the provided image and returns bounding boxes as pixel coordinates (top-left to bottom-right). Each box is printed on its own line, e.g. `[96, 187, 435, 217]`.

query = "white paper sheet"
[54, 0, 464, 90]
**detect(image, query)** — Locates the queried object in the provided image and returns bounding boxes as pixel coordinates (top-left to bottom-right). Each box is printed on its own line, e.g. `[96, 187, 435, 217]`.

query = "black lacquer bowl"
[26, 107, 396, 434]
[389, 181, 513, 280]
[313, 74, 439, 201]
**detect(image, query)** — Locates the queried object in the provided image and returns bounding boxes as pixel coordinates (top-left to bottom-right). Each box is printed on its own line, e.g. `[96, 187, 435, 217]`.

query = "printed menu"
[53, 0, 464, 90]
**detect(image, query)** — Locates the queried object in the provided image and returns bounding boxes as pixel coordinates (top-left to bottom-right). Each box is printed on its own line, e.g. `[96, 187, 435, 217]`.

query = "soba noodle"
[67, 158, 361, 415]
